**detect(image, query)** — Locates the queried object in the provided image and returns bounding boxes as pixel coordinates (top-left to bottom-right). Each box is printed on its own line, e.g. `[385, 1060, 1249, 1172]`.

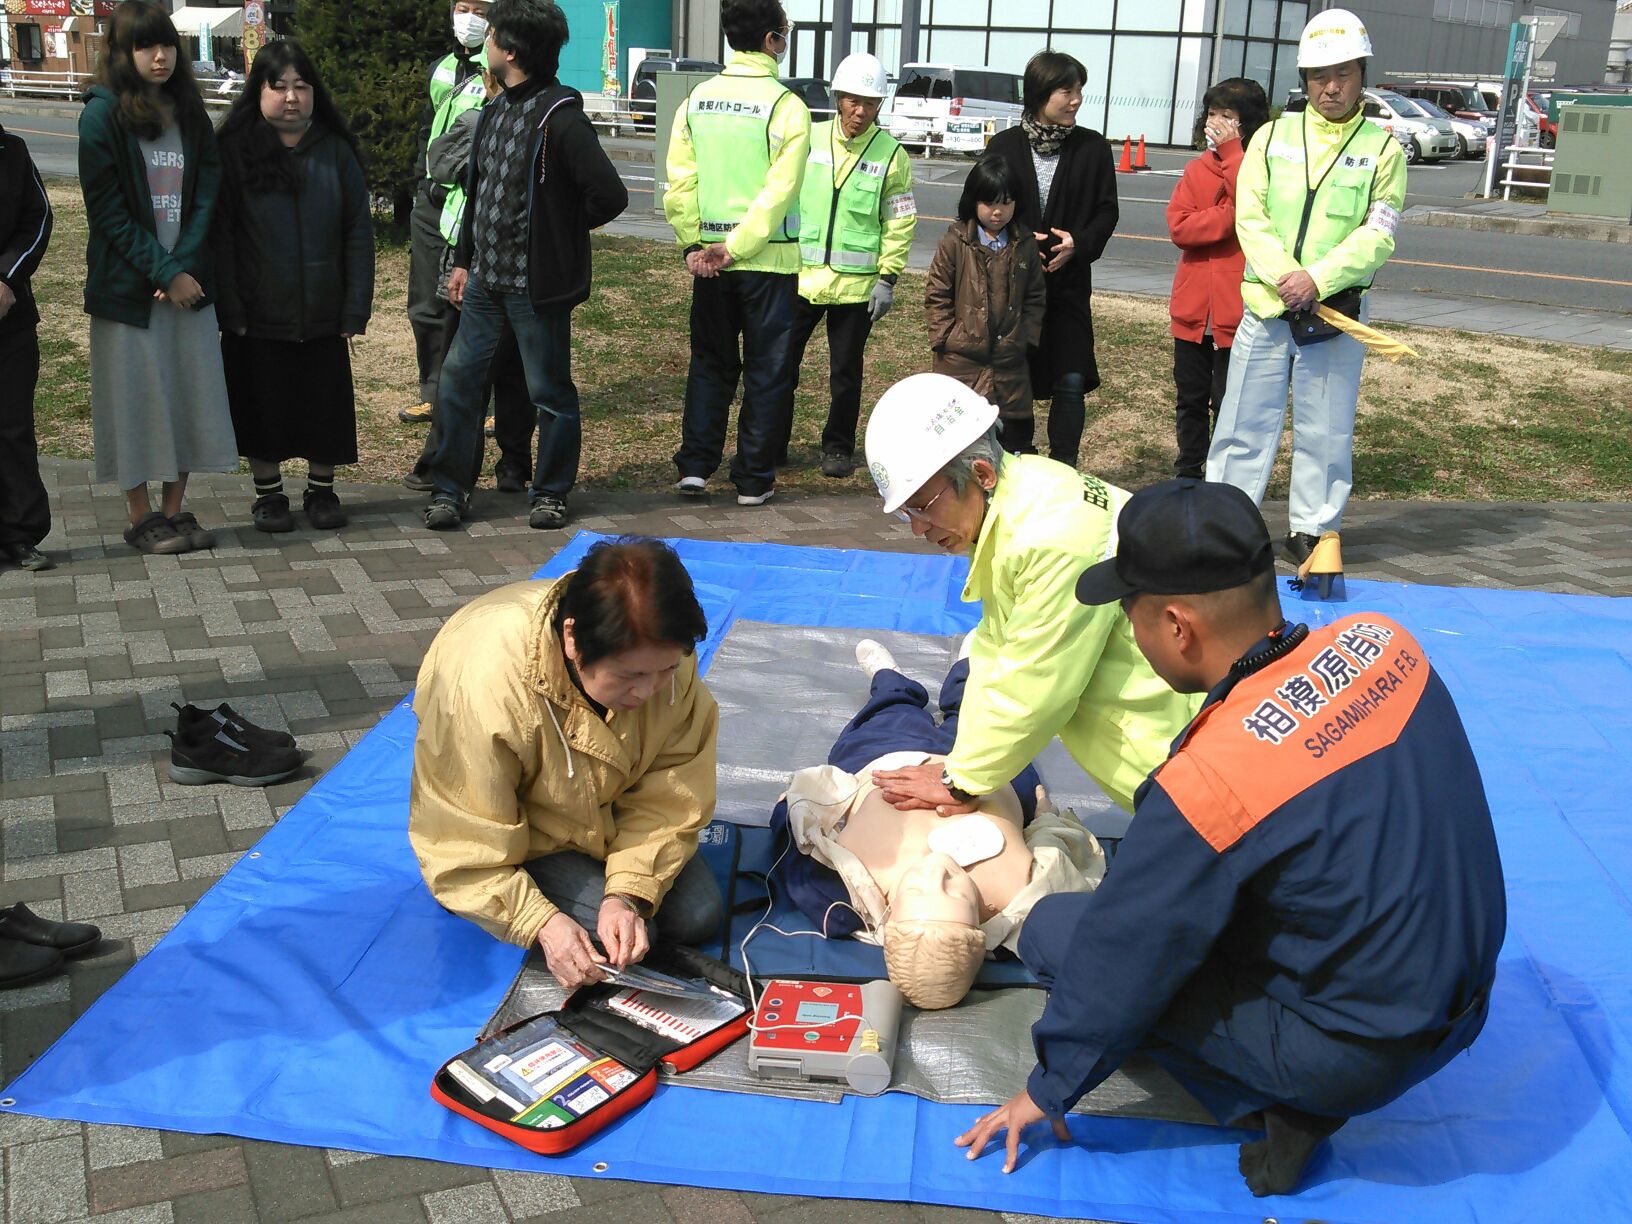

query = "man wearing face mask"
[1204, 9, 1405, 571]
[402, 0, 534, 499]
[774, 52, 915, 479]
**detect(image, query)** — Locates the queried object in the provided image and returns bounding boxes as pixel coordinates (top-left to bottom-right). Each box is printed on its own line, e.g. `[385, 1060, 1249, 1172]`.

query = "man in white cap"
[777, 51, 916, 478]
[1205, 8, 1405, 571]
[862, 373, 1198, 823]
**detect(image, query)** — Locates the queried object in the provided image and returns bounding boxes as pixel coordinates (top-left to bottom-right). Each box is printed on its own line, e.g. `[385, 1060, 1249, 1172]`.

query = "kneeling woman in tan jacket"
[409, 537, 721, 991]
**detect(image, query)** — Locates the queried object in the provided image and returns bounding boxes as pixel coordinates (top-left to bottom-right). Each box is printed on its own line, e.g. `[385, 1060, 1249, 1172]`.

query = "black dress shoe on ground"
[0, 935, 63, 989]
[1282, 532, 1319, 567]
[0, 903, 102, 958]
[172, 701, 297, 750]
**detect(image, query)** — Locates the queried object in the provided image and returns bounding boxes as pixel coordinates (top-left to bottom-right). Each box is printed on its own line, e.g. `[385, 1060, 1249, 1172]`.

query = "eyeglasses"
[894, 482, 952, 524]
[775, 20, 795, 38]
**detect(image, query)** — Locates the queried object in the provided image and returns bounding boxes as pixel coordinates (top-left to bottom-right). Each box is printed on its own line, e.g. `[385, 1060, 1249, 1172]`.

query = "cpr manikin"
[774, 640, 1106, 1009]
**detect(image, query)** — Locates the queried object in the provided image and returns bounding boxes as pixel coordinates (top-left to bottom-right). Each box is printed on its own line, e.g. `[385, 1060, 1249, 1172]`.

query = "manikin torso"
[833, 755, 1033, 922]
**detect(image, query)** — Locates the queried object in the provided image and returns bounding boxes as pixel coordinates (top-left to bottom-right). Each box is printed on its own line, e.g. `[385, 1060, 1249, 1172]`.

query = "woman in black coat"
[214, 38, 373, 534]
[985, 51, 1118, 466]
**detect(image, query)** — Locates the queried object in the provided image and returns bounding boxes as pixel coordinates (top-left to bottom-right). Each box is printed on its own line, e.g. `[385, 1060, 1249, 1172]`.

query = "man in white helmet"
[1204, 8, 1405, 571]
[775, 52, 917, 479]
[862, 373, 1199, 823]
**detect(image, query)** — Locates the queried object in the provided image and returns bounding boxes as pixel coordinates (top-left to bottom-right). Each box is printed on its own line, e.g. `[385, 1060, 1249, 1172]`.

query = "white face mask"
[452, 11, 488, 48]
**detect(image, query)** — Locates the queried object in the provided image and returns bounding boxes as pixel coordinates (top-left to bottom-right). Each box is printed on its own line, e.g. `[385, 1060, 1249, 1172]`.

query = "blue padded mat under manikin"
[7, 533, 1632, 1222]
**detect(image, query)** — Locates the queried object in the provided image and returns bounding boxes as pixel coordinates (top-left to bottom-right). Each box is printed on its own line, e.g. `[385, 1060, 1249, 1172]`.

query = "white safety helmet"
[831, 52, 889, 100]
[1297, 8, 1372, 69]
[864, 374, 1000, 515]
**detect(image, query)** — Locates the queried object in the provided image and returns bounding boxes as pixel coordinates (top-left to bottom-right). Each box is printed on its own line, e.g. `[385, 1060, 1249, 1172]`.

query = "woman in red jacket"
[1166, 78, 1268, 478]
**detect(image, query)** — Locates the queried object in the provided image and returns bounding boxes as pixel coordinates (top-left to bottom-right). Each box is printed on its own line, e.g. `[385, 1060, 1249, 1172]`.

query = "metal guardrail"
[3, 69, 241, 106]
[1499, 144, 1554, 199]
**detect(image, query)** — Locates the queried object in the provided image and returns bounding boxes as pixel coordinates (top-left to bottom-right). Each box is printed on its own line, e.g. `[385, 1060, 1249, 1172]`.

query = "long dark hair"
[91, 0, 207, 141]
[957, 156, 1021, 225]
[217, 39, 359, 194]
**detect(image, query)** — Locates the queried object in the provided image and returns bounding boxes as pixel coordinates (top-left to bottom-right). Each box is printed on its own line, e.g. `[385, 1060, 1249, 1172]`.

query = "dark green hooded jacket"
[77, 83, 219, 326]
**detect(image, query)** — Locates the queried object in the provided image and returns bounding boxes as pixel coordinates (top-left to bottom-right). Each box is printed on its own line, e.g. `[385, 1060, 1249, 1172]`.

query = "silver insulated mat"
[484, 954, 1213, 1125]
[707, 621, 1130, 839]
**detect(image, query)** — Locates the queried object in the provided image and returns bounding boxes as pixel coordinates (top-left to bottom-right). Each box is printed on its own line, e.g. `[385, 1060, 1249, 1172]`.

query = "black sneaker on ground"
[820, 450, 856, 478]
[0, 936, 62, 990]
[495, 462, 528, 494]
[424, 497, 463, 530]
[0, 903, 102, 958]
[252, 493, 295, 533]
[3, 542, 54, 571]
[1282, 532, 1319, 568]
[528, 495, 569, 530]
[171, 701, 297, 750]
[303, 487, 348, 530]
[167, 725, 301, 787]
[402, 470, 434, 492]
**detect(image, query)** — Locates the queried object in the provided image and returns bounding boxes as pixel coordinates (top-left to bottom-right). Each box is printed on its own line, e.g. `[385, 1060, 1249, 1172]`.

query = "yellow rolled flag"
[1314, 304, 1419, 361]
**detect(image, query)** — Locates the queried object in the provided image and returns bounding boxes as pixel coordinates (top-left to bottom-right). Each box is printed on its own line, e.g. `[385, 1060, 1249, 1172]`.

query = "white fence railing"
[1498, 144, 1554, 199]
[3, 69, 241, 106]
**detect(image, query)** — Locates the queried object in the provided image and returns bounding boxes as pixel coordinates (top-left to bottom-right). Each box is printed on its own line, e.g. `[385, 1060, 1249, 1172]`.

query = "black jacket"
[213, 122, 374, 340]
[985, 125, 1119, 387]
[453, 79, 628, 314]
[0, 123, 53, 338]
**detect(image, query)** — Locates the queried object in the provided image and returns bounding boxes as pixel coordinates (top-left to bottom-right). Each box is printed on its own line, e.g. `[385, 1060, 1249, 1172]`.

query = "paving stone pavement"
[2, 457, 1628, 1224]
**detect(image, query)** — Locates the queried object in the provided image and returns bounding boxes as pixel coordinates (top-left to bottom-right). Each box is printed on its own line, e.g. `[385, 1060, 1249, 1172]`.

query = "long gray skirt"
[90, 302, 240, 490]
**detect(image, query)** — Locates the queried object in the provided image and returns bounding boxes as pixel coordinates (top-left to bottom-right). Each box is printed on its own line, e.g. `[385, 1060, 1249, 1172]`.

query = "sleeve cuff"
[1026, 1063, 1071, 1120]
[602, 871, 660, 912]
[506, 891, 558, 949]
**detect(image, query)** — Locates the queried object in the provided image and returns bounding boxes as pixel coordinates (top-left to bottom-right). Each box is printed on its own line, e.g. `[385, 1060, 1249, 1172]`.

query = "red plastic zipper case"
[430, 948, 750, 1155]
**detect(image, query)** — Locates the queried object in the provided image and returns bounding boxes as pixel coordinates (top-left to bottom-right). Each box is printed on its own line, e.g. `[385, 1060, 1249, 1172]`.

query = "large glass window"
[988, 31, 1046, 76]
[1182, 0, 1215, 34]
[1048, 31, 1112, 127]
[1118, 0, 1183, 32]
[1279, 0, 1308, 41]
[1174, 35, 1211, 144]
[1052, 0, 1116, 28]
[925, 27, 989, 66]
[1243, 37, 1273, 101]
[1105, 34, 1179, 143]
[928, 0, 988, 24]
[1248, 0, 1277, 39]
[1222, 0, 1249, 37]
[992, 0, 1051, 26]
[1268, 43, 1300, 110]
[786, 0, 822, 22]
[1216, 36, 1246, 79]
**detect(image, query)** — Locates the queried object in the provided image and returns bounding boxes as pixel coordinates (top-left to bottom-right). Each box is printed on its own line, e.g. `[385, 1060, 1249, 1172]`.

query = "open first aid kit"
[430, 947, 751, 1155]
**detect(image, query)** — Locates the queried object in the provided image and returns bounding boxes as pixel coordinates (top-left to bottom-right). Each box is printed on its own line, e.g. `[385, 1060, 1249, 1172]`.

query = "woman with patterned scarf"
[985, 51, 1119, 467]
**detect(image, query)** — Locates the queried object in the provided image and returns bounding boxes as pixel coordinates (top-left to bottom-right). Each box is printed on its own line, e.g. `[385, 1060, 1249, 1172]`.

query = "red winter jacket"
[1166, 137, 1245, 347]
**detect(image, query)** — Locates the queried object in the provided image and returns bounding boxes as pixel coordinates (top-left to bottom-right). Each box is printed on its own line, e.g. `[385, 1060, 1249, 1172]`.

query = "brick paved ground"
[2, 457, 1629, 1224]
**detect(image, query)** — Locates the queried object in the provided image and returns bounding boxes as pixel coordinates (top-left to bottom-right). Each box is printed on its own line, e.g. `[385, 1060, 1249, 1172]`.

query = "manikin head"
[881, 852, 985, 1010]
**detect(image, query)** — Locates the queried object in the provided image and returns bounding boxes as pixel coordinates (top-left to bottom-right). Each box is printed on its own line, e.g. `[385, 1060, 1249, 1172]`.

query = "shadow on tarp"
[3, 534, 1630, 1222]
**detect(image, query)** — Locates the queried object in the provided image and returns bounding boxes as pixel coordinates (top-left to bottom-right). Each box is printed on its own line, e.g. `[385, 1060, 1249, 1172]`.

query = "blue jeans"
[429, 276, 580, 502]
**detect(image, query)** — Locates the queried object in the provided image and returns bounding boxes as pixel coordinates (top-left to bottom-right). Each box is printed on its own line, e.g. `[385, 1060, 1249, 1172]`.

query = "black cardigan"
[985, 125, 1119, 295]
[0, 124, 53, 339]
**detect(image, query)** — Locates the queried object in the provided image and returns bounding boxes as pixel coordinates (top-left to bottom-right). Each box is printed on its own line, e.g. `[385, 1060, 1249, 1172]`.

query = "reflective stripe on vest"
[687, 75, 799, 244]
[796, 120, 899, 275]
[429, 72, 489, 245]
[428, 53, 462, 113]
[1246, 111, 1393, 287]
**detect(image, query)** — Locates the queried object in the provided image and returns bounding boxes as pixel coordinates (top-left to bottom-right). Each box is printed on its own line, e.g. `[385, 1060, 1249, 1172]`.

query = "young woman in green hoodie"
[78, 0, 238, 555]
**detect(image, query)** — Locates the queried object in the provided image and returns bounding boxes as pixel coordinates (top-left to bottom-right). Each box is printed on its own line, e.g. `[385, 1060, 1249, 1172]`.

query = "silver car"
[1368, 90, 1461, 164]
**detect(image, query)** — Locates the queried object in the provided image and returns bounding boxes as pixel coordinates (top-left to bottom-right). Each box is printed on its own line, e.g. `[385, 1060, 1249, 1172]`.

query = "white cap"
[831, 52, 889, 99]
[1297, 8, 1372, 69]
[864, 373, 999, 515]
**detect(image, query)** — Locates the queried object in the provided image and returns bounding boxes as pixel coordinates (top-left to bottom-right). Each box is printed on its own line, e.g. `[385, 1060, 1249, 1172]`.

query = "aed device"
[747, 979, 903, 1095]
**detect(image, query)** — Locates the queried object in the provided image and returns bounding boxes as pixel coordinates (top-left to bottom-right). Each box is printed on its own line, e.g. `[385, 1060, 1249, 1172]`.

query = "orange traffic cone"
[1133, 134, 1149, 170]
[1116, 136, 1133, 173]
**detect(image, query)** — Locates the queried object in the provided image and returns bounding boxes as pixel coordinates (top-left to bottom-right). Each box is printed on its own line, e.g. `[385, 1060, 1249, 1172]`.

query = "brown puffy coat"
[924, 219, 1047, 418]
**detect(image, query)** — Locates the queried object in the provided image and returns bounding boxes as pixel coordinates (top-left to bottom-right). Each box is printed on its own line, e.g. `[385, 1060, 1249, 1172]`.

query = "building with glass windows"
[667, 0, 1616, 146]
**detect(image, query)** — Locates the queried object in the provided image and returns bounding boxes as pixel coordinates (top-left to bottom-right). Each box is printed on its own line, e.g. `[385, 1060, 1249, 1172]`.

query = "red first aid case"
[430, 945, 750, 1155]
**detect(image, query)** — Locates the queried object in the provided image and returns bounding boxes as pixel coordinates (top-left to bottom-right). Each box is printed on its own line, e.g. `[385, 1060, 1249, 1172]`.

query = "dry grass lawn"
[30, 184, 1632, 502]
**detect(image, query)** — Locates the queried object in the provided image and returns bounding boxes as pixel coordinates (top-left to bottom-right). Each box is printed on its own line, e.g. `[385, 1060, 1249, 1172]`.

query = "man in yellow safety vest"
[664, 0, 811, 507]
[779, 51, 916, 479]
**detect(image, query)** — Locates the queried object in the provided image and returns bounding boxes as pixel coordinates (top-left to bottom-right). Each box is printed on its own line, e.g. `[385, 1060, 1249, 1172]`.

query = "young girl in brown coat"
[924, 158, 1047, 447]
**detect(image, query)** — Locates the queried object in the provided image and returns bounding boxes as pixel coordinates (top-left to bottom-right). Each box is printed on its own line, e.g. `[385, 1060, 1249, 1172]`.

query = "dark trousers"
[999, 371, 1088, 464]
[1173, 336, 1230, 478]
[827, 660, 1041, 821]
[0, 327, 49, 549]
[1120, 954, 1492, 1126]
[429, 277, 579, 502]
[407, 188, 453, 405]
[779, 296, 873, 461]
[523, 849, 724, 950]
[674, 269, 797, 497]
[412, 316, 533, 480]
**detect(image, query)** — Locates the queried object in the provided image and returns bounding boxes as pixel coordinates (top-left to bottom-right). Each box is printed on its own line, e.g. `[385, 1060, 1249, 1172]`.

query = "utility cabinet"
[1547, 104, 1632, 222]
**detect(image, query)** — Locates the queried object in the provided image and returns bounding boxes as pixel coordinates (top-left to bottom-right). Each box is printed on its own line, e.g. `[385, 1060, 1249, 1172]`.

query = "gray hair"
[939, 424, 1004, 495]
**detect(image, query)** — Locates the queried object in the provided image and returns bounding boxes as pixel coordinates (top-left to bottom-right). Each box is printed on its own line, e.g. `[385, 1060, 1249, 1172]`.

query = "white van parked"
[882, 62, 1023, 151]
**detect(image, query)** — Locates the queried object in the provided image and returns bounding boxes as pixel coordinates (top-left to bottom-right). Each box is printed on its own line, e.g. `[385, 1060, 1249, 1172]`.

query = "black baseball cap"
[1075, 478, 1274, 605]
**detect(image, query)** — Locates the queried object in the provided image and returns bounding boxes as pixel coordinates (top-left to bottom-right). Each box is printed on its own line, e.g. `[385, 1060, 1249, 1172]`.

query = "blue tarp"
[6, 534, 1632, 1222]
